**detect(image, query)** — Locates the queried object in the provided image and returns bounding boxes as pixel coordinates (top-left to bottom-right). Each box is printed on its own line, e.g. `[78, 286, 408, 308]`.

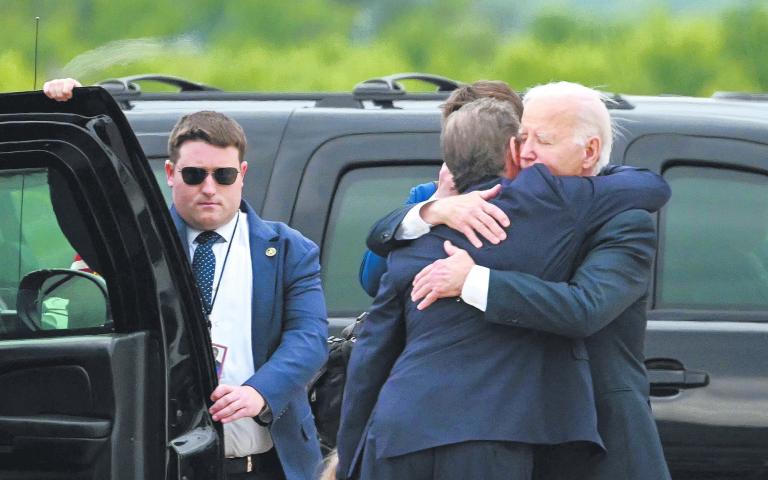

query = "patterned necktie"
[192, 230, 221, 314]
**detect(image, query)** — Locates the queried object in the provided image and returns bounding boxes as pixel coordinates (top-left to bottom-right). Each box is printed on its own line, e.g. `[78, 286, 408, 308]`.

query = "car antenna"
[33, 16, 40, 90]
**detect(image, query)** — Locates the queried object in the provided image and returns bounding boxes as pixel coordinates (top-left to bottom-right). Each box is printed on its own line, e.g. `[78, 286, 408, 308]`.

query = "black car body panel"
[120, 87, 768, 478]
[0, 89, 224, 479]
[1, 79, 767, 478]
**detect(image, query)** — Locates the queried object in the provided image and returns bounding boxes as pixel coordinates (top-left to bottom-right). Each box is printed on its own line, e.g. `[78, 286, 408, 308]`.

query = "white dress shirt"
[188, 211, 273, 457]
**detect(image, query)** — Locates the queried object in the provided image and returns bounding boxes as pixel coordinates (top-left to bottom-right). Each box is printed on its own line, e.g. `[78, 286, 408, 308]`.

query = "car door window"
[148, 157, 173, 205]
[657, 165, 768, 310]
[322, 165, 437, 316]
[0, 168, 111, 336]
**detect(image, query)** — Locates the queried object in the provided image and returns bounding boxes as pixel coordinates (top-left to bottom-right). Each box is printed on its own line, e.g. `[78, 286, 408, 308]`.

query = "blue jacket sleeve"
[359, 181, 437, 295]
[336, 270, 406, 478]
[485, 209, 657, 338]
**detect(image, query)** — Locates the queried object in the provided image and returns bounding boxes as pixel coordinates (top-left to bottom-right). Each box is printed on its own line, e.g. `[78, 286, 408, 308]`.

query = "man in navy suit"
[43, 80, 329, 479]
[164, 111, 328, 480]
[336, 97, 670, 480]
[372, 82, 671, 479]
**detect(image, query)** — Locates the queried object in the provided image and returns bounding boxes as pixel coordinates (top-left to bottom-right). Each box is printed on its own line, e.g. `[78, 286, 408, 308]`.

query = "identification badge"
[211, 343, 228, 380]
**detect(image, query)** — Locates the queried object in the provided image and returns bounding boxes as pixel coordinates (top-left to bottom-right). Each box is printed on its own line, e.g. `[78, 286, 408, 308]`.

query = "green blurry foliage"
[2, 0, 767, 95]
[722, 3, 768, 89]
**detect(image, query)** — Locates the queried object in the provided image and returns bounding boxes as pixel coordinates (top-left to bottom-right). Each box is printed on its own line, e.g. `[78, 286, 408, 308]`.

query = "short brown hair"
[442, 98, 520, 193]
[167, 111, 247, 163]
[441, 80, 523, 121]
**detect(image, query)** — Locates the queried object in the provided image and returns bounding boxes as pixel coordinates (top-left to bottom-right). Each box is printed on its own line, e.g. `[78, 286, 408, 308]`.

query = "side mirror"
[16, 269, 110, 331]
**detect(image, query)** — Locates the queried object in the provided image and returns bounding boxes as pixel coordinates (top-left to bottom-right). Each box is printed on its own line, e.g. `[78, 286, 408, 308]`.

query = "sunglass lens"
[213, 168, 239, 185]
[181, 167, 207, 185]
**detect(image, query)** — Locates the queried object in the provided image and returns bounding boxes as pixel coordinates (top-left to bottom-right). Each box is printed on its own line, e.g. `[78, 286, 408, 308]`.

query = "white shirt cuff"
[461, 265, 490, 312]
[395, 201, 434, 240]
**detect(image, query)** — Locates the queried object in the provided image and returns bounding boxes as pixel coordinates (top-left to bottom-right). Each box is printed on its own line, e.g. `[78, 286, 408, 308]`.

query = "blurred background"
[3, 0, 767, 95]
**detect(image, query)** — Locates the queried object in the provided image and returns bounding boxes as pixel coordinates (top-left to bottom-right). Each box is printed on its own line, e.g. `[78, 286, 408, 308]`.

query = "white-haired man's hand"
[411, 240, 475, 309]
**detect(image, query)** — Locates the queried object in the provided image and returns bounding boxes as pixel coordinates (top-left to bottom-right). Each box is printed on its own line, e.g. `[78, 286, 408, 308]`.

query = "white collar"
[187, 211, 241, 246]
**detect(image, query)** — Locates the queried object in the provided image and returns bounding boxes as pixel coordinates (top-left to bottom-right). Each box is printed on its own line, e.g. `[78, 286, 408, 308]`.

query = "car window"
[148, 158, 173, 206]
[0, 168, 111, 337]
[322, 165, 437, 316]
[657, 165, 768, 310]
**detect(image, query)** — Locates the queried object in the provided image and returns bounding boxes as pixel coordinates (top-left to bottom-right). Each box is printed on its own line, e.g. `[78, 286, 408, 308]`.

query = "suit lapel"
[244, 203, 279, 366]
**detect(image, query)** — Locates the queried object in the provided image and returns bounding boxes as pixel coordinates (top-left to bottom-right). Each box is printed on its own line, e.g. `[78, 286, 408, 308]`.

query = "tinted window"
[658, 165, 768, 310]
[0, 168, 110, 337]
[148, 158, 173, 206]
[322, 165, 437, 316]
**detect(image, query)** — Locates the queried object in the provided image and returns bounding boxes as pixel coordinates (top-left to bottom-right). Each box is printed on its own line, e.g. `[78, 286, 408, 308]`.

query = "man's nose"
[200, 175, 217, 195]
[519, 139, 535, 160]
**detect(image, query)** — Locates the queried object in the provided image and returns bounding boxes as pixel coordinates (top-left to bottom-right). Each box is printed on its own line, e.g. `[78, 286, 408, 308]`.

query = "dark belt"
[225, 450, 279, 475]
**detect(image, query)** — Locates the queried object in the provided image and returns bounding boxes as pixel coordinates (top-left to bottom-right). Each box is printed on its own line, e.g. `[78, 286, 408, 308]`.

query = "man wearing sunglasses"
[163, 111, 328, 480]
[44, 79, 329, 480]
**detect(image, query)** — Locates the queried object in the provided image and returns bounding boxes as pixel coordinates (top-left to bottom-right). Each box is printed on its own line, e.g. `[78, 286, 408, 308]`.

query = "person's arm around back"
[366, 164, 509, 256]
[582, 166, 671, 232]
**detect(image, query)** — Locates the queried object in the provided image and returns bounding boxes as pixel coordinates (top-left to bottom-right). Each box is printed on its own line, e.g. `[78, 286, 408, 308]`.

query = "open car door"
[0, 88, 224, 479]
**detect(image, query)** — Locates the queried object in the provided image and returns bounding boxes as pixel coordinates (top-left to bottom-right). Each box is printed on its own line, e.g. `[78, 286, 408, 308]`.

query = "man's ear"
[581, 136, 601, 173]
[503, 136, 521, 179]
[164, 160, 175, 187]
[240, 161, 248, 180]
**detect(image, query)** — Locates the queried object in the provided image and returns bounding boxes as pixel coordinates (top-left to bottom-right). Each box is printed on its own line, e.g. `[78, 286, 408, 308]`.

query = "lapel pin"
[265, 247, 277, 257]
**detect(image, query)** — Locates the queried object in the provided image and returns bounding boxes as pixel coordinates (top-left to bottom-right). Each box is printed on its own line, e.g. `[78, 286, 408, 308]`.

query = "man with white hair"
[367, 81, 671, 479]
[517, 81, 613, 176]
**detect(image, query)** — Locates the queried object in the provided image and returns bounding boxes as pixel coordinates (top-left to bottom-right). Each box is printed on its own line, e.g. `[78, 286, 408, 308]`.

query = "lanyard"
[206, 212, 239, 321]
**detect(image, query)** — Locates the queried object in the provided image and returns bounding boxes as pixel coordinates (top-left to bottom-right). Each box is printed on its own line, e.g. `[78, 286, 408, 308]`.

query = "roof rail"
[97, 74, 221, 95]
[603, 93, 634, 110]
[353, 73, 463, 108]
[712, 91, 768, 102]
[97, 72, 457, 110]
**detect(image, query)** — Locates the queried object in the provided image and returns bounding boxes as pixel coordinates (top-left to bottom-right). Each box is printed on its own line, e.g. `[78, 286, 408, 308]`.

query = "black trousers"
[532, 442, 596, 480]
[357, 435, 534, 480]
[226, 448, 286, 480]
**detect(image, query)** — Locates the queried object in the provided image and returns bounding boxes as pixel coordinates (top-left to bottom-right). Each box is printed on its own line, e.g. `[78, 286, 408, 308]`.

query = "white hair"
[524, 81, 614, 174]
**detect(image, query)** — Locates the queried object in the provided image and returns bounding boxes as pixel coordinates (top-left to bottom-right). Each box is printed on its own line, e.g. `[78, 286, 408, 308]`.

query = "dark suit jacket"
[485, 210, 671, 480]
[338, 165, 671, 479]
[171, 200, 328, 480]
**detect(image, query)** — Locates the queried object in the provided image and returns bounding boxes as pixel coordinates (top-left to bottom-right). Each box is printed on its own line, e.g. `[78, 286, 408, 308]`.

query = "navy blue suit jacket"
[337, 165, 671, 479]
[171, 200, 328, 480]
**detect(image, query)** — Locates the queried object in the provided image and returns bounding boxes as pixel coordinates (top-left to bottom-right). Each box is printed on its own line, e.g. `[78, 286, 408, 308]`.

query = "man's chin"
[189, 214, 226, 231]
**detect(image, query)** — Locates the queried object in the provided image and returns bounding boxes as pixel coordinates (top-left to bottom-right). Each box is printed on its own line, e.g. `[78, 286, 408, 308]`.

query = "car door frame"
[0, 88, 224, 479]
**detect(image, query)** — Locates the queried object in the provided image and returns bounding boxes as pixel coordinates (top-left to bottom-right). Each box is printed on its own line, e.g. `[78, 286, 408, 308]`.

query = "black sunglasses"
[179, 167, 240, 186]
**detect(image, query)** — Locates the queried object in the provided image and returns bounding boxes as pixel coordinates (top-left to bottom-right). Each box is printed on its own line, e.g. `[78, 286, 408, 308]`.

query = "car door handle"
[647, 368, 709, 389]
[646, 358, 709, 396]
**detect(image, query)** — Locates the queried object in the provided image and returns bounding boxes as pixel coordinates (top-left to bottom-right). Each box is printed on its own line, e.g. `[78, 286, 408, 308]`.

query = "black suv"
[0, 74, 767, 479]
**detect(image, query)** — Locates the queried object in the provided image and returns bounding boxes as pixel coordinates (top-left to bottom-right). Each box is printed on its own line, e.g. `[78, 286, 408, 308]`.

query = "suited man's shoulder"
[240, 202, 319, 252]
[599, 209, 655, 234]
[252, 216, 320, 257]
